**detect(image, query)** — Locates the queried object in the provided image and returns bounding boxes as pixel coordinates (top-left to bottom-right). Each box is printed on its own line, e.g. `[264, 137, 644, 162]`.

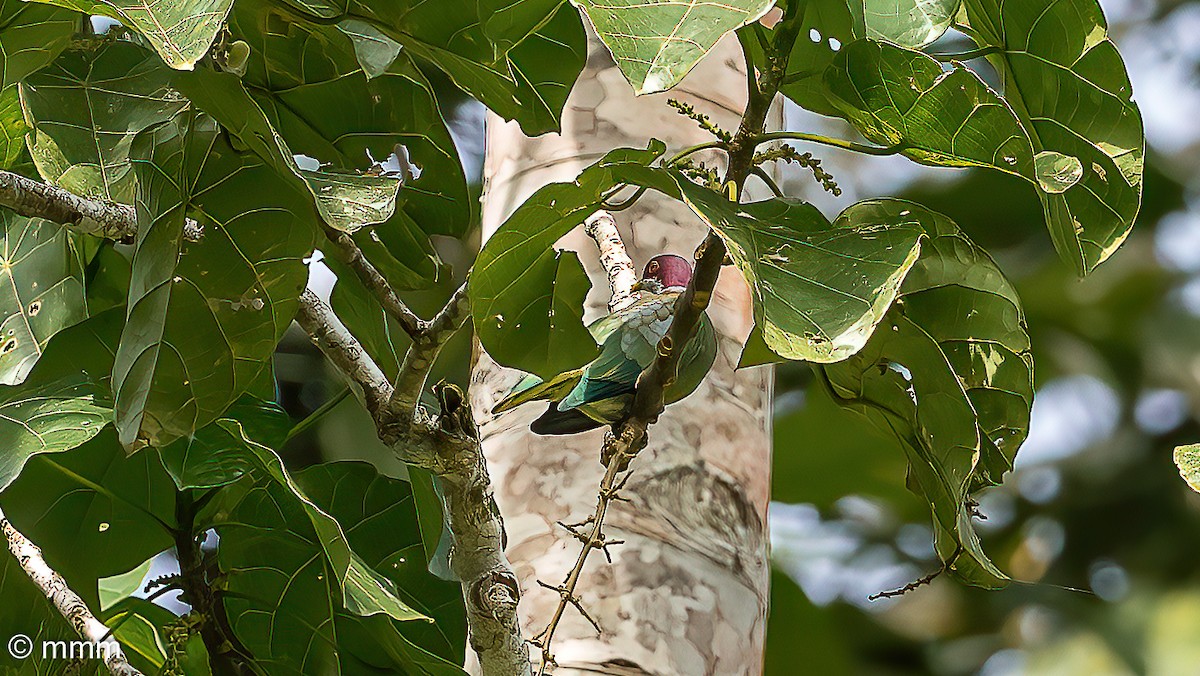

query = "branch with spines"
[1, 507, 144, 676]
[530, 213, 640, 673]
[0, 170, 530, 676]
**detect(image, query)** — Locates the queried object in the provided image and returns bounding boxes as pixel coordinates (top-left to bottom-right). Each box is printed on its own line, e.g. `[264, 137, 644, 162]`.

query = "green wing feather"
[492, 369, 583, 414]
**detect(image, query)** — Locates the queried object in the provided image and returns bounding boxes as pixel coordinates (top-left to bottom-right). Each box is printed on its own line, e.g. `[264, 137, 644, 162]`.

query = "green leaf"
[852, 0, 960, 47]
[295, 462, 467, 667]
[97, 558, 153, 612]
[1175, 445, 1200, 494]
[22, 40, 189, 204]
[182, 3, 471, 235]
[573, 0, 776, 94]
[0, 1, 80, 89]
[171, 67, 405, 235]
[337, 18, 403, 79]
[0, 211, 89, 384]
[1, 429, 177, 608]
[957, 0, 1144, 273]
[680, 193, 923, 363]
[215, 462, 438, 674]
[277, 0, 586, 136]
[25, 0, 234, 69]
[157, 397, 291, 490]
[822, 40, 1034, 177]
[821, 200, 1032, 588]
[114, 110, 315, 448]
[0, 375, 109, 492]
[0, 86, 27, 170]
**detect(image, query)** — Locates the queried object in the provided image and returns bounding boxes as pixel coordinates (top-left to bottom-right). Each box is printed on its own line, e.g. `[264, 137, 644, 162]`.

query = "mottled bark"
[471, 33, 780, 676]
[1, 507, 143, 676]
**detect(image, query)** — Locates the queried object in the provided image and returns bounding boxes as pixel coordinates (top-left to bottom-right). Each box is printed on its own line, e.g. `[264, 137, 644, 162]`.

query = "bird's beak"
[630, 279, 646, 292]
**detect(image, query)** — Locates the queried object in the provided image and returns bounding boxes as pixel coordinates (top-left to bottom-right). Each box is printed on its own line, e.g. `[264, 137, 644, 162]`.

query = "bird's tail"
[491, 369, 583, 414]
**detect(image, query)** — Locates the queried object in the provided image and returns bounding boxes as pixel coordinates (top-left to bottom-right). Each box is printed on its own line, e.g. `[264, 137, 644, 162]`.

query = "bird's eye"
[648, 261, 659, 273]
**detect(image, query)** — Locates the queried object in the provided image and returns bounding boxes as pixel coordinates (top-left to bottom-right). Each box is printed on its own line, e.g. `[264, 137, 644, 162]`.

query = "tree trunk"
[471, 30, 780, 676]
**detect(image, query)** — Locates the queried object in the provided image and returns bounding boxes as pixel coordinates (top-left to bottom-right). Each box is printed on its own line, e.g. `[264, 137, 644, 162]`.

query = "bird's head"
[632, 254, 692, 293]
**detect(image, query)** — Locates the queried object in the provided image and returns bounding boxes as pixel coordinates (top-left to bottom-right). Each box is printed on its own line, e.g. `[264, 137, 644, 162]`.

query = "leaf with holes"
[822, 200, 1032, 588]
[24, 0, 234, 69]
[956, 0, 1144, 273]
[0, 375, 109, 492]
[0, 212, 88, 385]
[22, 40, 189, 204]
[113, 110, 315, 448]
[572, 0, 776, 94]
[851, 0, 960, 47]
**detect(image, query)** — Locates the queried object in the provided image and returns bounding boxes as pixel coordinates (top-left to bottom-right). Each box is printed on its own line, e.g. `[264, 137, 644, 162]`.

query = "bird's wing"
[558, 294, 677, 412]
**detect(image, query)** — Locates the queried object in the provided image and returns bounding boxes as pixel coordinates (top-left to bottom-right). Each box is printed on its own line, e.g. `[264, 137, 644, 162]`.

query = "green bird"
[493, 254, 718, 435]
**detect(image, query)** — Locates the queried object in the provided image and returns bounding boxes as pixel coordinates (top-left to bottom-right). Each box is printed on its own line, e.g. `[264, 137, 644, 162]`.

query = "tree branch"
[388, 281, 471, 420]
[0, 168, 201, 241]
[294, 289, 395, 417]
[320, 225, 427, 339]
[584, 212, 638, 313]
[294, 289, 528, 676]
[0, 507, 144, 676]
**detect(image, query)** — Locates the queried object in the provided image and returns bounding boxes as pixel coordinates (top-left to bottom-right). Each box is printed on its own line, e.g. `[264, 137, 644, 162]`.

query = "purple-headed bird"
[492, 254, 718, 435]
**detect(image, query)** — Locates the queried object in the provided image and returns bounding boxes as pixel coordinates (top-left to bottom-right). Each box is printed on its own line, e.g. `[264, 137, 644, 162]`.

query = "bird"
[492, 253, 717, 435]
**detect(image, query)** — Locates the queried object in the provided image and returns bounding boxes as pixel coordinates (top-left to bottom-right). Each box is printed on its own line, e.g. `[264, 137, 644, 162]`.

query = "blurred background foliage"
[266, 0, 1200, 673]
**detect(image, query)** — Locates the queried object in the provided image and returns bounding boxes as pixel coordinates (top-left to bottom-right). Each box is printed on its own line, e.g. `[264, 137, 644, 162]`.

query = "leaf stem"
[285, 386, 350, 443]
[665, 140, 727, 167]
[754, 131, 906, 156]
[930, 45, 1001, 62]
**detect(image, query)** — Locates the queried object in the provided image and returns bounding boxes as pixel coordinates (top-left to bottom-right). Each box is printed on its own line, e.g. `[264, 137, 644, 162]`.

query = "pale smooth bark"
[471, 33, 780, 675]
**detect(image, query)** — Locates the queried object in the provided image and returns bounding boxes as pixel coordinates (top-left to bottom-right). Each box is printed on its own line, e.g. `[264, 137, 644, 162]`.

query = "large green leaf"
[162, 3, 473, 240]
[24, 0, 233, 69]
[852, 0, 960, 47]
[474, 141, 926, 375]
[472, 144, 668, 378]
[0, 1, 79, 89]
[295, 462, 467, 667]
[22, 40, 189, 204]
[215, 461, 445, 675]
[744, 0, 856, 117]
[822, 40, 1034, 178]
[956, 0, 1144, 273]
[821, 200, 1032, 588]
[573, 0, 775, 94]
[160, 404, 428, 638]
[1, 429, 177, 609]
[0, 211, 88, 384]
[272, 0, 586, 136]
[679, 192, 923, 363]
[114, 110, 315, 448]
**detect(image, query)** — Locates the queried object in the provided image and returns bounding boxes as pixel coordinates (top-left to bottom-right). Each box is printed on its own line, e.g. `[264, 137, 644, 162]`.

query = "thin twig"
[321, 225, 427, 339]
[285, 386, 351, 442]
[0, 168, 201, 241]
[1, 507, 144, 676]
